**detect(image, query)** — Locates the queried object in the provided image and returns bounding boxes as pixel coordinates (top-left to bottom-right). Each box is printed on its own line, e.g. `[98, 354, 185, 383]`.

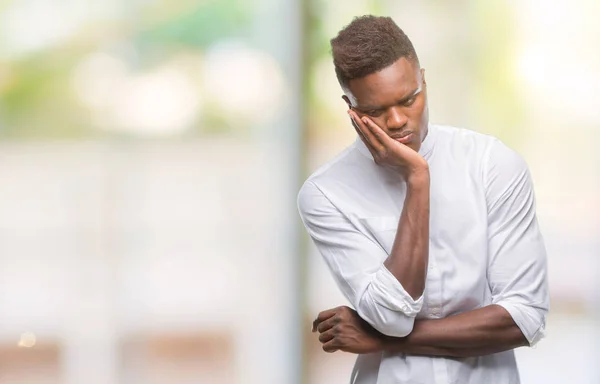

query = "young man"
[297, 15, 549, 384]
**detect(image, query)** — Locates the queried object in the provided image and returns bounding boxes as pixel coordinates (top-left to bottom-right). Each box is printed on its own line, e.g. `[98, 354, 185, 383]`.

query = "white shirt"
[297, 124, 549, 384]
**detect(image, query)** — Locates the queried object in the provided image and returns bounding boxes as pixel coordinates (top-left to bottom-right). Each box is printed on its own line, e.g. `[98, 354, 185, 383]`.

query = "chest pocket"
[358, 216, 398, 255]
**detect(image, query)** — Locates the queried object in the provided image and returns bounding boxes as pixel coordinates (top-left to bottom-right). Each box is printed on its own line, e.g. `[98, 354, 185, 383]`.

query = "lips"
[391, 132, 413, 144]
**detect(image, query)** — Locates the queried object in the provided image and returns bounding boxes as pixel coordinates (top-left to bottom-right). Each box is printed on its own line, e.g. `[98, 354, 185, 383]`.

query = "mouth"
[391, 131, 413, 144]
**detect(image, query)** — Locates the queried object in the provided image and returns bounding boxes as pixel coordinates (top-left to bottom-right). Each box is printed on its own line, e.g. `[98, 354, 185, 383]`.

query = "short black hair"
[331, 15, 419, 88]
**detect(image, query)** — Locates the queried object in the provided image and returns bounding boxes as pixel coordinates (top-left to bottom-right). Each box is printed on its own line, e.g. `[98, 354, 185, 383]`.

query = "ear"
[420, 68, 427, 85]
[342, 95, 352, 109]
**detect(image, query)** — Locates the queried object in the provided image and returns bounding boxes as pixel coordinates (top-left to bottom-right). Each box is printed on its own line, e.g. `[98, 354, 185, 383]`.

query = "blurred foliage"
[471, 1, 523, 148]
[0, 0, 252, 140]
[136, 0, 251, 51]
[0, 48, 95, 139]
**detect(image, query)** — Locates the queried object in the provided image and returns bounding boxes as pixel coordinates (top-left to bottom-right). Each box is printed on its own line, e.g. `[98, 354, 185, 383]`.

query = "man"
[297, 15, 548, 384]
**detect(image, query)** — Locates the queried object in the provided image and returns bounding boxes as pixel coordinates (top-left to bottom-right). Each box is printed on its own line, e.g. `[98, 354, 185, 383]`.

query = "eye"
[366, 109, 383, 117]
[403, 97, 417, 106]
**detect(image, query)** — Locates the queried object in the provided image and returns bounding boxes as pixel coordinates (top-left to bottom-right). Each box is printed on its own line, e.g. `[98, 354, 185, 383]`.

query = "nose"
[386, 106, 408, 130]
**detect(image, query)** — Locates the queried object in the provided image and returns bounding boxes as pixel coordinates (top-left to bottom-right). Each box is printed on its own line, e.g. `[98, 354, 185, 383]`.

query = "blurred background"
[0, 0, 598, 383]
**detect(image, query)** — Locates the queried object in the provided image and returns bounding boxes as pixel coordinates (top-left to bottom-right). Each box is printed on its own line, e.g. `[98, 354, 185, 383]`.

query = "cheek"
[373, 116, 388, 128]
[407, 100, 426, 123]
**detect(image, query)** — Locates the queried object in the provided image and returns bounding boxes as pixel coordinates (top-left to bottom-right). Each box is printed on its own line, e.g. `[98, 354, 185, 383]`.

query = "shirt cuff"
[369, 265, 423, 317]
[495, 301, 546, 347]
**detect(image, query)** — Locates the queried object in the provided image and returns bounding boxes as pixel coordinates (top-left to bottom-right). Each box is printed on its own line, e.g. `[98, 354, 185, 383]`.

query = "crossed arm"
[391, 304, 528, 357]
[312, 303, 528, 358]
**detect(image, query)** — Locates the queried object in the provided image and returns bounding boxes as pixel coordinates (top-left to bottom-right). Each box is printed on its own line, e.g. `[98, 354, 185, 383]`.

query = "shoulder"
[432, 124, 528, 174]
[483, 136, 529, 183]
[477, 135, 532, 206]
[305, 141, 363, 184]
[432, 124, 496, 153]
[297, 141, 361, 216]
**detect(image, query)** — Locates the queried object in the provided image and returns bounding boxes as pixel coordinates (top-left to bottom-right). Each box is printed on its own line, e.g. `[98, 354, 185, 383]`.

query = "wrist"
[379, 334, 407, 354]
[407, 166, 430, 186]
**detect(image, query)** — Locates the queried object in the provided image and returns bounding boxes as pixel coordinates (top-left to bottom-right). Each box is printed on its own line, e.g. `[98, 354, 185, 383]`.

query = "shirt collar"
[355, 123, 436, 161]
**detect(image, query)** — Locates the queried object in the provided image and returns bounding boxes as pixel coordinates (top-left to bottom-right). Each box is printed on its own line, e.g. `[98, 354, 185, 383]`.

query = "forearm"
[382, 305, 528, 357]
[384, 169, 430, 299]
[390, 344, 505, 358]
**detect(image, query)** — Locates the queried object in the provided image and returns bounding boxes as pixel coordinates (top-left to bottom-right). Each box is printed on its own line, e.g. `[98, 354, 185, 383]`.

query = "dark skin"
[312, 305, 528, 358]
[342, 57, 429, 155]
[313, 57, 528, 357]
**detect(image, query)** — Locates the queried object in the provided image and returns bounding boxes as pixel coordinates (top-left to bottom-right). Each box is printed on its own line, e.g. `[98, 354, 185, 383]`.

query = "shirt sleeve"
[297, 181, 423, 337]
[484, 139, 549, 347]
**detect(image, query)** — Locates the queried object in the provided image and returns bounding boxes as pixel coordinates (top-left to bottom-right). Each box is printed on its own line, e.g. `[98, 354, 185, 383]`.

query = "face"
[342, 57, 429, 153]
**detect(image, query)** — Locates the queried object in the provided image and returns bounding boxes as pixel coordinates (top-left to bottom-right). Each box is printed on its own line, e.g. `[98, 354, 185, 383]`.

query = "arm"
[351, 111, 431, 300]
[300, 113, 431, 338]
[382, 305, 527, 358]
[384, 170, 430, 299]
[314, 305, 526, 357]
[299, 178, 426, 338]
[483, 139, 549, 347]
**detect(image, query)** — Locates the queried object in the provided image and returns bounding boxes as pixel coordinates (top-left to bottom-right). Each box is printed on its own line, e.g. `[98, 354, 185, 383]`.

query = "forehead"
[346, 57, 420, 107]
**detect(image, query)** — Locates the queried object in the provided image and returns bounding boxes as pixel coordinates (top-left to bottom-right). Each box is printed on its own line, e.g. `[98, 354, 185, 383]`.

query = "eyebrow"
[355, 87, 422, 111]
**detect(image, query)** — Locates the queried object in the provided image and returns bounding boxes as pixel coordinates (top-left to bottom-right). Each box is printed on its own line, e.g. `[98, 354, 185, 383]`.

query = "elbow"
[356, 288, 420, 337]
[355, 266, 423, 337]
[524, 308, 547, 347]
[357, 304, 416, 337]
[495, 300, 548, 347]
[377, 317, 415, 338]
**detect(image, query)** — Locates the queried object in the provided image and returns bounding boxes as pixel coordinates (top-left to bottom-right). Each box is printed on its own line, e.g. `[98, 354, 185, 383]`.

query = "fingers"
[351, 118, 380, 158]
[350, 114, 368, 144]
[313, 307, 352, 354]
[318, 328, 335, 343]
[361, 115, 395, 147]
[348, 110, 384, 152]
[322, 339, 339, 353]
[316, 315, 337, 333]
[312, 307, 338, 332]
